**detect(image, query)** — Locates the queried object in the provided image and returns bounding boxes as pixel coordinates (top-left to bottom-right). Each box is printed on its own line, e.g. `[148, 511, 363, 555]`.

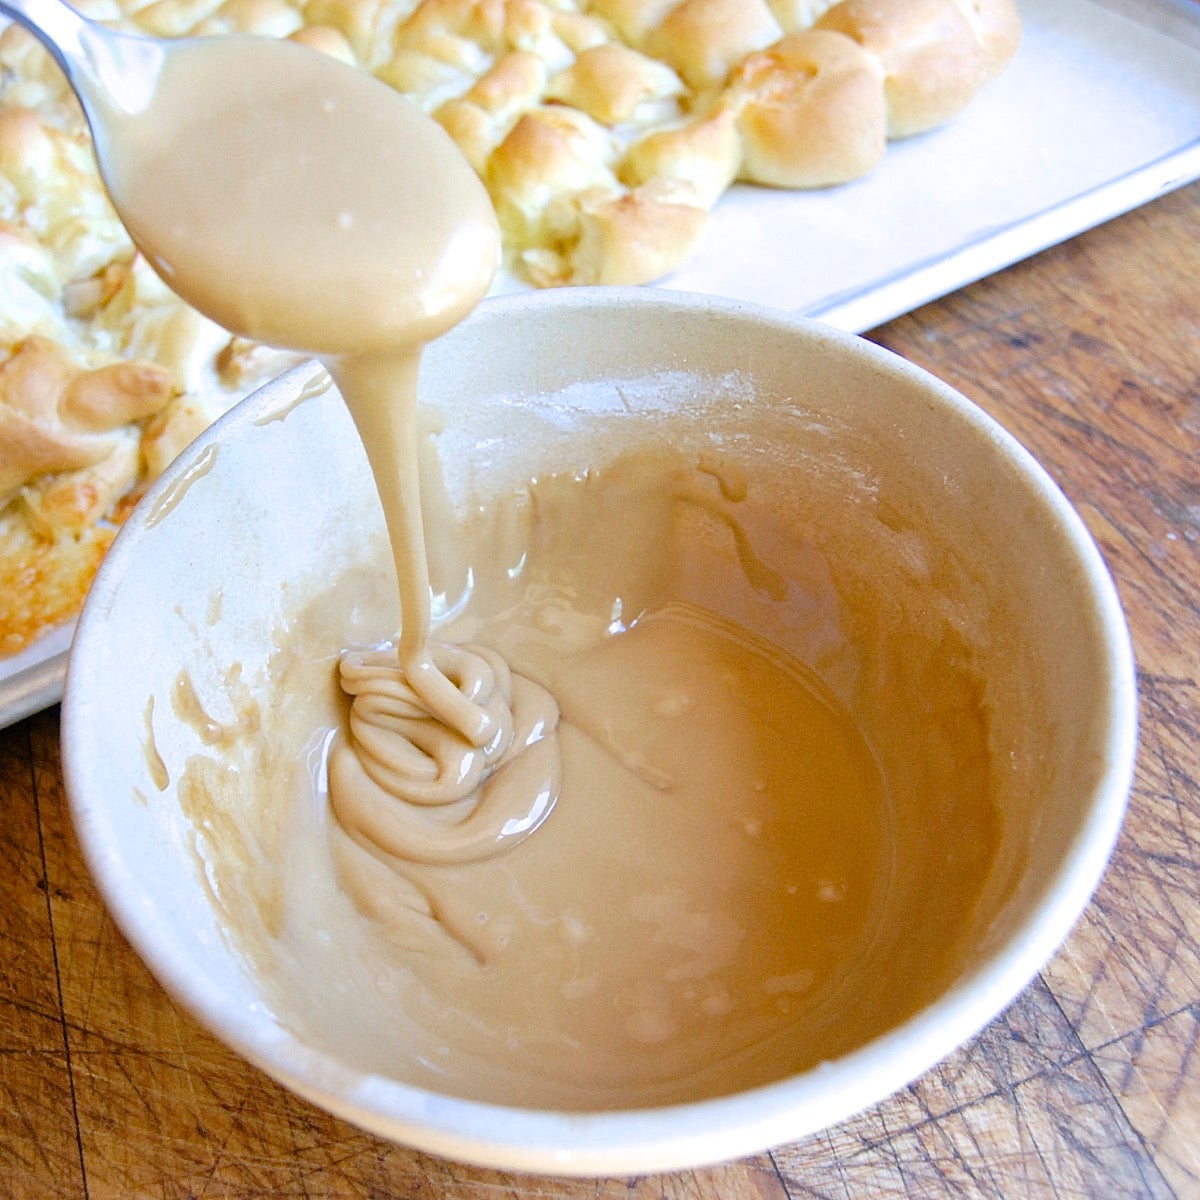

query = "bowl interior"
[61, 289, 1135, 1175]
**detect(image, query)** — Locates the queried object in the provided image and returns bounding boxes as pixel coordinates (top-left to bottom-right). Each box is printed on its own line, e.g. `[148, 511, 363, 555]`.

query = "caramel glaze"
[106, 35, 995, 1110]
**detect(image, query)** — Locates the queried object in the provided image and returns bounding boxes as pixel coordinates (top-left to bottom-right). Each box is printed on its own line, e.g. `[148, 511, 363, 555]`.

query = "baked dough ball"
[546, 42, 685, 126]
[0, 515, 114, 655]
[0, 336, 172, 507]
[435, 51, 548, 171]
[0, 224, 65, 346]
[725, 29, 886, 188]
[192, 0, 307, 38]
[764, 0, 840, 32]
[0, 336, 174, 651]
[646, 0, 783, 89]
[814, 0, 1021, 137]
[527, 182, 709, 286]
[619, 109, 742, 209]
[299, 0, 392, 66]
[488, 104, 618, 242]
[0, 106, 128, 282]
[587, 0, 680, 45]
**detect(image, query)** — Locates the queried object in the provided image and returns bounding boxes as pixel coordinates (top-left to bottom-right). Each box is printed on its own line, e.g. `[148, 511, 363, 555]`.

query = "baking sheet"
[648, 0, 1200, 330]
[3, 0, 1199, 730]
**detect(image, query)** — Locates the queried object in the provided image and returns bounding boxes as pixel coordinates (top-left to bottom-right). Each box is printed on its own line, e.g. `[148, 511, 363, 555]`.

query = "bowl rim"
[60, 287, 1137, 1176]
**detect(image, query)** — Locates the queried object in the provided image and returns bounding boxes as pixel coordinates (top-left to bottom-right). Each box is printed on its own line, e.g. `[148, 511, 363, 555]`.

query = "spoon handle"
[0, 0, 163, 118]
[0, 0, 89, 80]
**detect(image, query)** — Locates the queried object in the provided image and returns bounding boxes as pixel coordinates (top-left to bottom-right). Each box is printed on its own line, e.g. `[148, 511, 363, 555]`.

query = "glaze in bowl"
[61, 289, 1136, 1175]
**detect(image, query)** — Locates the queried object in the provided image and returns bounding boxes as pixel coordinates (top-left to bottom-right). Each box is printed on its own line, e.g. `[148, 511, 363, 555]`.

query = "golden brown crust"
[814, 0, 1018, 138]
[488, 106, 618, 245]
[725, 29, 886, 188]
[19, 431, 140, 538]
[0, 513, 114, 655]
[619, 108, 742, 209]
[567, 184, 710, 285]
[646, 0, 784, 90]
[434, 51, 548, 170]
[518, 181, 709, 286]
[545, 42, 685, 126]
[0, 337, 173, 503]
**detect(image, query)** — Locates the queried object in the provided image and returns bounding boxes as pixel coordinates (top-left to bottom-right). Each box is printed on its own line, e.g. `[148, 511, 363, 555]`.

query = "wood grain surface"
[2, 180, 1197, 1199]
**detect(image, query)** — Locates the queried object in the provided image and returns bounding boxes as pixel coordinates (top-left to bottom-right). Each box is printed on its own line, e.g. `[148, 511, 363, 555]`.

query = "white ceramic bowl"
[61, 290, 1136, 1176]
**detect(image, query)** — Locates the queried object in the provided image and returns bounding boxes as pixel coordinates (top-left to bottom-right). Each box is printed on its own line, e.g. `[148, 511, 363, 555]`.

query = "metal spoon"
[0, 0, 166, 131]
[0, 0, 500, 353]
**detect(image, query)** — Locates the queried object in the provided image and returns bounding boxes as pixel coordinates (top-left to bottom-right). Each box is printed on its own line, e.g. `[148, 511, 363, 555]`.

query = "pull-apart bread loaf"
[0, 0, 1020, 654]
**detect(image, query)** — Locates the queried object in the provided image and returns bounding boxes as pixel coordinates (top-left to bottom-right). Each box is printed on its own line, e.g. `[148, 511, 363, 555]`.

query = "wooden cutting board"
[1, 180, 1197, 1198]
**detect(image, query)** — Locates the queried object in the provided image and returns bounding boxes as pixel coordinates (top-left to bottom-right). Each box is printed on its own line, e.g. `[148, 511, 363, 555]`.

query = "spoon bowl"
[0, 0, 501, 353]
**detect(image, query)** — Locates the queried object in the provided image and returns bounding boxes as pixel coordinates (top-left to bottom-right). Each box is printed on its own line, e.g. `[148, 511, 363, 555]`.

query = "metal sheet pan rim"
[807, 138, 1200, 333]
